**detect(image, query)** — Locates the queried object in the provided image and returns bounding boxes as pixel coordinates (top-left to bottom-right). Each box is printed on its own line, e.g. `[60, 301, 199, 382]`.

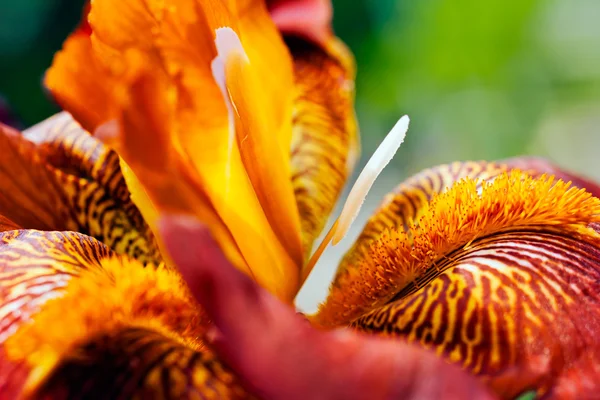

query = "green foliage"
[0, 0, 598, 178]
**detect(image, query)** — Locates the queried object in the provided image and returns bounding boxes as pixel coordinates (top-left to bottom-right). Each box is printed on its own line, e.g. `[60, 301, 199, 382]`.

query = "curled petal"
[0, 229, 111, 397]
[268, 0, 333, 45]
[159, 215, 495, 400]
[0, 114, 160, 263]
[314, 159, 600, 397]
[289, 37, 359, 257]
[1, 231, 241, 398]
[352, 229, 600, 398]
[314, 166, 600, 327]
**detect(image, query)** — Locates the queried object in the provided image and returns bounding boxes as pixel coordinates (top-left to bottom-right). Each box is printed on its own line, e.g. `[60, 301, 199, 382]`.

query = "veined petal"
[0, 115, 160, 263]
[314, 161, 600, 327]
[0, 228, 111, 397]
[28, 328, 252, 399]
[351, 228, 600, 398]
[0, 229, 251, 398]
[0, 229, 111, 345]
[0, 215, 19, 232]
[313, 160, 600, 397]
[288, 37, 359, 258]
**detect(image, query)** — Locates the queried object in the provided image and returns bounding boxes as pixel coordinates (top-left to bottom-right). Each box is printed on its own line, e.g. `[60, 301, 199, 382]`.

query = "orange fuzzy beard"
[314, 171, 600, 327]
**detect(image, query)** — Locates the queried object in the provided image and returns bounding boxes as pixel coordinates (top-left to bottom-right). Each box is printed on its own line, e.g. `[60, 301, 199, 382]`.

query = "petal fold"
[288, 37, 359, 257]
[314, 159, 600, 397]
[0, 114, 160, 263]
[0, 228, 247, 398]
[352, 229, 600, 398]
[46, 0, 307, 300]
[315, 162, 600, 327]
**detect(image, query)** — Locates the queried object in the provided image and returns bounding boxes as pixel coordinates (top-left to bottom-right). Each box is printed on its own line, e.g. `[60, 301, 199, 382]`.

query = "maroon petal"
[159, 215, 496, 400]
[268, 0, 333, 45]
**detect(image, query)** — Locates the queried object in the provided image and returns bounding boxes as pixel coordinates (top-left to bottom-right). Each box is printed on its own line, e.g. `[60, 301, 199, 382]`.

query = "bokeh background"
[1, 0, 598, 311]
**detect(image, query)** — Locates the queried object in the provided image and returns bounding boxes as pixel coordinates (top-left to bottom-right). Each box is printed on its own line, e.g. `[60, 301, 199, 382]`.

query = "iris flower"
[1, 0, 599, 399]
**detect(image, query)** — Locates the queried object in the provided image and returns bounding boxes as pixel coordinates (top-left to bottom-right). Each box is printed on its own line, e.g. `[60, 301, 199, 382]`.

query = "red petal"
[268, 0, 333, 45]
[159, 215, 495, 400]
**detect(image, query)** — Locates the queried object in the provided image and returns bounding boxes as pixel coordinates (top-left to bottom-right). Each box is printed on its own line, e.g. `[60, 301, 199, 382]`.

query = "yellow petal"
[0, 114, 160, 263]
[46, 0, 306, 300]
[218, 28, 303, 265]
[288, 37, 359, 258]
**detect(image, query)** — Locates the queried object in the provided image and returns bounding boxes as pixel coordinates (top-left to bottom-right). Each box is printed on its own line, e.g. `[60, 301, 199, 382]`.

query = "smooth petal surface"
[0, 114, 160, 263]
[159, 215, 495, 400]
[46, 0, 305, 300]
[314, 159, 600, 398]
[0, 229, 250, 399]
[288, 37, 359, 257]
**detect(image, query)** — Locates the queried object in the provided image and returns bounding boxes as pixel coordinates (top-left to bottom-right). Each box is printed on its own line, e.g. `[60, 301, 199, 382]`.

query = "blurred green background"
[1, 0, 598, 175]
[1, 0, 598, 310]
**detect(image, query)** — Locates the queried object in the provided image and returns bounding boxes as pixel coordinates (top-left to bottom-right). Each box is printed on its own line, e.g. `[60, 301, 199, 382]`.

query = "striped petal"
[0, 113, 160, 263]
[352, 228, 600, 398]
[313, 159, 600, 398]
[0, 229, 111, 397]
[0, 229, 250, 399]
[288, 37, 359, 257]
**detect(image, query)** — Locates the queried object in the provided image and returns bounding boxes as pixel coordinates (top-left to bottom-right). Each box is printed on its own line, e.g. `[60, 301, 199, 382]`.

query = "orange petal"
[0, 229, 111, 397]
[288, 37, 359, 257]
[45, 32, 116, 133]
[0, 115, 160, 263]
[108, 59, 249, 276]
[313, 161, 600, 398]
[351, 227, 600, 398]
[314, 163, 600, 328]
[0, 230, 246, 398]
[46, 0, 306, 300]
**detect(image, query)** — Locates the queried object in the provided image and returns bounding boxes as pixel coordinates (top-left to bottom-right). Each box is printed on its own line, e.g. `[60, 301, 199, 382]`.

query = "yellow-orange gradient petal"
[45, 31, 116, 133]
[0, 115, 160, 263]
[287, 37, 359, 258]
[46, 0, 305, 300]
[0, 230, 250, 398]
